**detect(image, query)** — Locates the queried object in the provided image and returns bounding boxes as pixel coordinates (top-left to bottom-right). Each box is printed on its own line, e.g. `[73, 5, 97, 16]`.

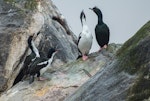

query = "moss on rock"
[117, 21, 150, 74]
[4, 0, 38, 11]
[116, 21, 150, 101]
[117, 21, 150, 57]
[127, 62, 150, 101]
[24, 0, 38, 10]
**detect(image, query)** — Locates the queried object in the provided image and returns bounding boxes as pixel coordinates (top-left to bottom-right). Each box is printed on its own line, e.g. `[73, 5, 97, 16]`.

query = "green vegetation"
[117, 21, 150, 57]
[117, 21, 150, 74]
[116, 21, 150, 101]
[4, 0, 16, 3]
[4, 0, 38, 11]
[24, 0, 38, 11]
[127, 64, 150, 101]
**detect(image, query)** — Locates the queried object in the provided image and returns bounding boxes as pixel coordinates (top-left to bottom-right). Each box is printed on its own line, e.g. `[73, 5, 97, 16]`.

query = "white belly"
[78, 35, 93, 55]
[39, 53, 56, 75]
[40, 61, 51, 75]
[40, 66, 49, 75]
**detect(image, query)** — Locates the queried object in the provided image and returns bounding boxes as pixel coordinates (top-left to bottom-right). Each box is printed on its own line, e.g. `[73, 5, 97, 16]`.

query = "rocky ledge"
[0, 43, 121, 101]
[0, 0, 150, 101]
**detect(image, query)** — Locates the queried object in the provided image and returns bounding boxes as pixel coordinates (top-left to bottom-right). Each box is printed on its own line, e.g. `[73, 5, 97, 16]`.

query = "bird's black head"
[80, 10, 86, 25]
[80, 10, 86, 21]
[89, 6, 102, 18]
[28, 36, 33, 44]
[47, 48, 58, 58]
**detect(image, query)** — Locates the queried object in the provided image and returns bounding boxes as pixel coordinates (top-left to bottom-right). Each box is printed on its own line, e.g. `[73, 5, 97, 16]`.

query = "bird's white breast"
[78, 25, 93, 54]
[39, 52, 56, 75]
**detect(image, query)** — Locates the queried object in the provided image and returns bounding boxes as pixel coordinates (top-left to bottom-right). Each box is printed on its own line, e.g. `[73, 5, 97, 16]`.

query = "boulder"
[0, 0, 78, 92]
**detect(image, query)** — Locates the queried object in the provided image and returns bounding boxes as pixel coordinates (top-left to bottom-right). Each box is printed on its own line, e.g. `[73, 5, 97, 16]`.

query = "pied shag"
[13, 34, 41, 85]
[28, 48, 58, 84]
[77, 10, 93, 60]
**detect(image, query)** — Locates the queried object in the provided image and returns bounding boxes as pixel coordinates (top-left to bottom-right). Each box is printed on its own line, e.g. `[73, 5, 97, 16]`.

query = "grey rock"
[0, 0, 150, 101]
[0, 0, 78, 92]
[65, 21, 150, 101]
[0, 44, 116, 101]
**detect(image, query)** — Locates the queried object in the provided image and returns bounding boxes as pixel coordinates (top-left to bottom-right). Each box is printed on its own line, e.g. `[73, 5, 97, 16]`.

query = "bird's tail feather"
[29, 75, 34, 84]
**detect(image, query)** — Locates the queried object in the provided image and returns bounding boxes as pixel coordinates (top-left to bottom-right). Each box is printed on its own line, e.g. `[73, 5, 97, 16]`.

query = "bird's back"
[28, 57, 48, 75]
[95, 23, 109, 47]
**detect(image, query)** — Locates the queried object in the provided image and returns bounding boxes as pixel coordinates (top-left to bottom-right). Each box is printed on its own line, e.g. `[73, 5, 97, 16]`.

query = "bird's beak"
[89, 8, 93, 10]
[56, 48, 62, 52]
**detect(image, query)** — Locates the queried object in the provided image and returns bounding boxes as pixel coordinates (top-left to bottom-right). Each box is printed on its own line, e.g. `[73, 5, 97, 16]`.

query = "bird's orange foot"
[103, 45, 108, 49]
[82, 55, 88, 61]
[38, 77, 47, 81]
[98, 48, 102, 52]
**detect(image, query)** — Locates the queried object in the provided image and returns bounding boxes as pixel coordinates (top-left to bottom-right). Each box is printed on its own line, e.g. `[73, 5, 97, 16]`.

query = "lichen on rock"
[0, 0, 150, 101]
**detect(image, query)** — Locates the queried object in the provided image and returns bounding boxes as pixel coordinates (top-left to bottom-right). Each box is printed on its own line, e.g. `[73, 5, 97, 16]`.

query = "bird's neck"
[47, 52, 56, 63]
[81, 17, 89, 30]
[81, 18, 86, 26]
[82, 24, 89, 32]
[31, 41, 40, 58]
[96, 12, 103, 25]
[97, 16, 103, 25]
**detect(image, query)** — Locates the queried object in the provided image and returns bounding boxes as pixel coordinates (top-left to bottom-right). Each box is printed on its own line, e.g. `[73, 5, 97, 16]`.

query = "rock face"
[0, 43, 119, 101]
[0, 0, 78, 92]
[0, 0, 150, 101]
[64, 21, 150, 101]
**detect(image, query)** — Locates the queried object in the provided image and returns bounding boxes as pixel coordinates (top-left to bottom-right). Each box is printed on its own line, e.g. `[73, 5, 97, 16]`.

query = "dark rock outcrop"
[0, 0, 78, 92]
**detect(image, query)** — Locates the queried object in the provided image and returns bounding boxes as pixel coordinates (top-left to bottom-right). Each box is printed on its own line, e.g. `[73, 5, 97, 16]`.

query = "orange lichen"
[34, 87, 49, 97]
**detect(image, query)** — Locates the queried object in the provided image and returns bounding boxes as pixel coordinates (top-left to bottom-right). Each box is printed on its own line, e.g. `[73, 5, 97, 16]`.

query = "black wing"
[28, 57, 48, 75]
[95, 23, 110, 47]
[77, 32, 82, 45]
[13, 53, 36, 85]
[77, 32, 82, 58]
